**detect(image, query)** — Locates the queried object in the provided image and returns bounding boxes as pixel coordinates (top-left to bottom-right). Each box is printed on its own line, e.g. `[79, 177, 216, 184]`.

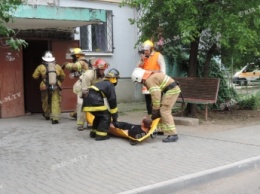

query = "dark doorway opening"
[23, 40, 49, 113]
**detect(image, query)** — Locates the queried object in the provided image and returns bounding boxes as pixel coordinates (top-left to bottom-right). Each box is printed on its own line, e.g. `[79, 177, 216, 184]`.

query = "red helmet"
[93, 58, 109, 70]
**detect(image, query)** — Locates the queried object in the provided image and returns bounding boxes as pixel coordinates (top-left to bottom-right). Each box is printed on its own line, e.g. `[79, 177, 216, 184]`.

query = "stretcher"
[86, 112, 160, 145]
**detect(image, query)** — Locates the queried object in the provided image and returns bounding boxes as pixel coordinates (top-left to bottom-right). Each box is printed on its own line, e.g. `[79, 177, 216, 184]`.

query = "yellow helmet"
[142, 40, 154, 50]
[70, 48, 85, 57]
[105, 68, 120, 84]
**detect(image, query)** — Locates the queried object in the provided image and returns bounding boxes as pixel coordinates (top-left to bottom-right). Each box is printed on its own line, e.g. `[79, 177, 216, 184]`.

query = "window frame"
[79, 10, 114, 56]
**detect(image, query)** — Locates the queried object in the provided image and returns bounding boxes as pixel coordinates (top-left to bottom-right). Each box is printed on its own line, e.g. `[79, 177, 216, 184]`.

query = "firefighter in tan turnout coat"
[32, 51, 65, 124]
[62, 48, 89, 130]
[131, 67, 181, 142]
[73, 58, 109, 131]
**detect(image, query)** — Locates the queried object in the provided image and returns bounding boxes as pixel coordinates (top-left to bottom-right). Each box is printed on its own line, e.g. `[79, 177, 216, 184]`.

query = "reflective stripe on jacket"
[82, 80, 118, 115]
[145, 73, 181, 109]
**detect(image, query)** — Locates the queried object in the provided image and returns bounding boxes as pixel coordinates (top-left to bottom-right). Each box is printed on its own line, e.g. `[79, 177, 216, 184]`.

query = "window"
[80, 10, 113, 53]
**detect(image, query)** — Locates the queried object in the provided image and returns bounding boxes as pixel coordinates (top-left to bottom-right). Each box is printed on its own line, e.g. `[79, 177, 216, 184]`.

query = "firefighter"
[74, 58, 109, 131]
[32, 51, 65, 124]
[137, 40, 166, 117]
[62, 48, 89, 128]
[82, 69, 120, 141]
[63, 48, 89, 73]
[131, 67, 180, 142]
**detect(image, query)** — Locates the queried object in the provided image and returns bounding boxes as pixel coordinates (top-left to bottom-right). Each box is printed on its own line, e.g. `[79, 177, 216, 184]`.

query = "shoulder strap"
[90, 85, 106, 98]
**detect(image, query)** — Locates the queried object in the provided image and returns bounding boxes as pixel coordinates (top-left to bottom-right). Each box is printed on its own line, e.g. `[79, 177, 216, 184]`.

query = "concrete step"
[174, 116, 199, 126]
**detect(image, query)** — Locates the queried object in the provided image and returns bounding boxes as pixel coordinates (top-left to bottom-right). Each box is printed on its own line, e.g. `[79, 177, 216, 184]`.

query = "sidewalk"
[0, 102, 260, 194]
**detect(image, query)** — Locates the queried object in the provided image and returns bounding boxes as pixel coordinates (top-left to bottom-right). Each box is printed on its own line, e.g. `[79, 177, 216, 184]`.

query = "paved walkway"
[0, 102, 260, 194]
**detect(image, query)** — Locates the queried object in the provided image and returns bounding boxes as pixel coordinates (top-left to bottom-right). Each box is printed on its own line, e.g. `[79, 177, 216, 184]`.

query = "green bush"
[237, 94, 260, 110]
[197, 57, 239, 109]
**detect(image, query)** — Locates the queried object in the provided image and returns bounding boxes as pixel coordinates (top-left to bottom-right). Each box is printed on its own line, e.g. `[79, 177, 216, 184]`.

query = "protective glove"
[81, 89, 89, 98]
[112, 121, 120, 128]
[112, 113, 118, 122]
[112, 112, 119, 128]
[151, 109, 160, 120]
[61, 62, 68, 70]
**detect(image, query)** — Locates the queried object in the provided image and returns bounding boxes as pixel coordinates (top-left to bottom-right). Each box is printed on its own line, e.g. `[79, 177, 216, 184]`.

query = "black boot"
[42, 113, 50, 120]
[95, 135, 110, 141]
[156, 131, 164, 136]
[77, 125, 84, 131]
[162, 135, 178, 143]
[86, 125, 92, 129]
[52, 120, 59, 124]
[89, 131, 96, 138]
[130, 139, 138, 145]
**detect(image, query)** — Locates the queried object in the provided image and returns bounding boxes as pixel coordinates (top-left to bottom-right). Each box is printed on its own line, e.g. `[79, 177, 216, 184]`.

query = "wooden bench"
[173, 77, 220, 121]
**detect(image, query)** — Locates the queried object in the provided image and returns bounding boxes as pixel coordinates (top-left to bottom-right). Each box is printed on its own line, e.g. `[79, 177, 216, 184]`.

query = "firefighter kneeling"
[82, 69, 120, 141]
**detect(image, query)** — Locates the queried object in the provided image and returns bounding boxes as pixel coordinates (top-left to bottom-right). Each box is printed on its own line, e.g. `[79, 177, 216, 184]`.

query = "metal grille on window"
[80, 10, 113, 53]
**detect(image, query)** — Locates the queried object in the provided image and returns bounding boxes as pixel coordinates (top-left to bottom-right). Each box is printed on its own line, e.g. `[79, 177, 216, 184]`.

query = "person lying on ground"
[109, 117, 152, 139]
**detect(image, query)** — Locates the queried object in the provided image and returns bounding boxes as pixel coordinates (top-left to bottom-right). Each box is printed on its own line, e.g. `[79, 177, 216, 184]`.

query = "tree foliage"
[121, 0, 260, 72]
[0, 0, 28, 50]
[121, 0, 260, 116]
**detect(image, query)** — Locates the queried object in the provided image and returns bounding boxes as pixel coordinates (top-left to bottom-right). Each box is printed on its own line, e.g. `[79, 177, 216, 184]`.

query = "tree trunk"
[188, 38, 200, 77]
[203, 43, 217, 77]
[185, 37, 200, 117]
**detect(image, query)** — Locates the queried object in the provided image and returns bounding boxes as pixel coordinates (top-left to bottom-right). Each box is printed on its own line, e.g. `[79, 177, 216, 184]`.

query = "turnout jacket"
[82, 69, 104, 90]
[32, 63, 65, 91]
[73, 69, 104, 96]
[64, 56, 89, 74]
[83, 80, 118, 120]
[144, 73, 181, 110]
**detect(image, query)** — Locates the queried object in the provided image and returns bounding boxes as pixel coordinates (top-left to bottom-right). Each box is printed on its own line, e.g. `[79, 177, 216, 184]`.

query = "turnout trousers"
[157, 88, 180, 136]
[90, 110, 111, 137]
[76, 94, 87, 127]
[41, 89, 61, 121]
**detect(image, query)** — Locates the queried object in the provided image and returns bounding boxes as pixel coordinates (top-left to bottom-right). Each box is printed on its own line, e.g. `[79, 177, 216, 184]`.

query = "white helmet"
[42, 51, 55, 62]
[131, 68, 146, 83]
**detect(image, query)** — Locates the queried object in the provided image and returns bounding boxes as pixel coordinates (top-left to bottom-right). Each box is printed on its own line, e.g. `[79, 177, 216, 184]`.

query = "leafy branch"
[0, 0, 28, 50]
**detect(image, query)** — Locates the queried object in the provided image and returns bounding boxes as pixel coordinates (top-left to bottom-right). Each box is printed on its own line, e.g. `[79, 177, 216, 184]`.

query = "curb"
[119, 156, 260, 194]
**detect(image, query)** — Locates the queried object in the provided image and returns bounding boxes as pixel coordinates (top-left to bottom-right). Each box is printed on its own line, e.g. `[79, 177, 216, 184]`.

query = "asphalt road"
[177, 168, 260, 194]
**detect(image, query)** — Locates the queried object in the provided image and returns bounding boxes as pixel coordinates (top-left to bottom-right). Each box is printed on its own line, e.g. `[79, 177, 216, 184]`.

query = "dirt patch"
[207, 109, 260, 125]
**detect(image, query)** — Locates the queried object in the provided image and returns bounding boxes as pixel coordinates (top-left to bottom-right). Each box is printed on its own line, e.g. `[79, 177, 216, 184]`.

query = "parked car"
[232, 63, 260, 86]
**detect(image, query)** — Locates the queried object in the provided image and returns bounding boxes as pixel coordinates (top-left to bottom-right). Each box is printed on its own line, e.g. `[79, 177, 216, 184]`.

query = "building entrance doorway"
[23, 40, 49, 113]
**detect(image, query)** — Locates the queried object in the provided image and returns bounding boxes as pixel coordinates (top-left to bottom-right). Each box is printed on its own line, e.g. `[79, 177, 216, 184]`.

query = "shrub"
[197, 57, 239, 110]
[237, 94, 260, 110]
